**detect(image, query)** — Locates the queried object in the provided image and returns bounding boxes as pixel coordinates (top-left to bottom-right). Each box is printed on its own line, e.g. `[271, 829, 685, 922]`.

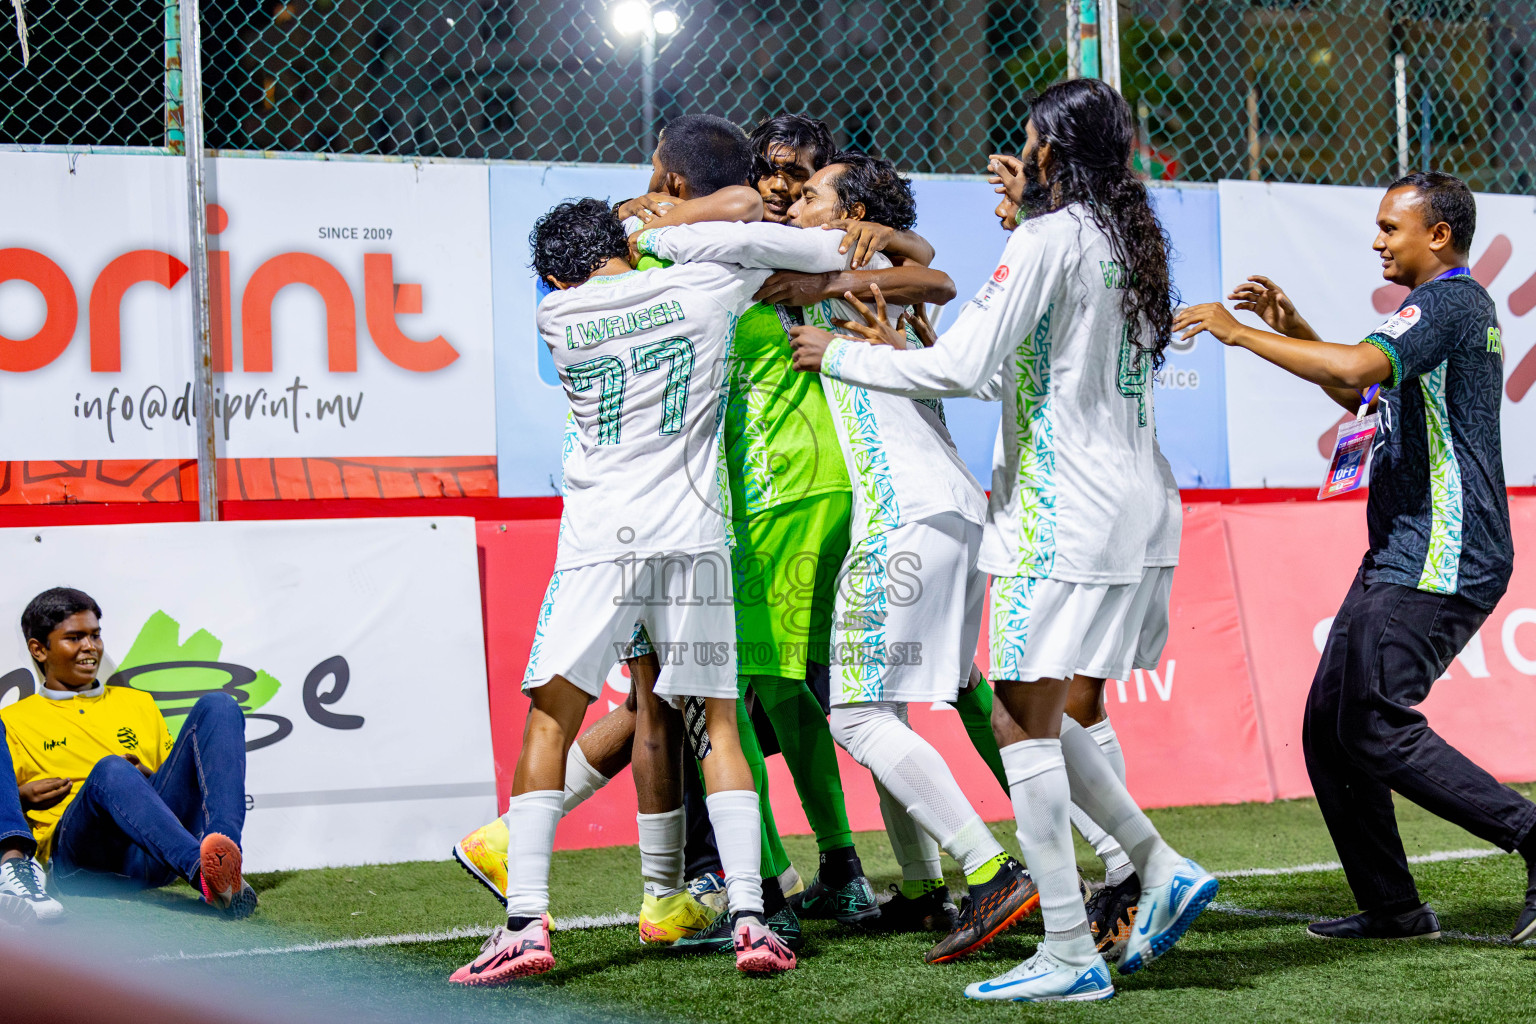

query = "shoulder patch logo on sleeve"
[992, 264, 1010, 283]
[1487, 326, 1503, 356]
[1375, 304, 1420, 339]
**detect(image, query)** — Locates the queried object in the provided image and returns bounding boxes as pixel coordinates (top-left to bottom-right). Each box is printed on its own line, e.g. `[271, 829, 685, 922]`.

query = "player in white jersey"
[789, 80, 1215, 1003]
[639, 150, 1041, 965]
[450, 175, 848, 984]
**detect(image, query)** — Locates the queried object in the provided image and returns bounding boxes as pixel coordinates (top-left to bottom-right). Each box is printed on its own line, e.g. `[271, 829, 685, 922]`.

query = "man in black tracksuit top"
[1174, 171, 1536, 944]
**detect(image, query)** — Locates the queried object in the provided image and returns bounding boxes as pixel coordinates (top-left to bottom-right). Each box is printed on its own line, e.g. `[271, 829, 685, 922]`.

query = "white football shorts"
[522, 549, 737, 701]
[830, 512, 985, 706]
[988, 575, 1142, 684]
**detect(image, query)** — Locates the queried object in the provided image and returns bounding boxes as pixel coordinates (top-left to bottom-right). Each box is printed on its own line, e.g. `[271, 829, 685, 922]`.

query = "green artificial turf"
[35, 787, 1536, 1024]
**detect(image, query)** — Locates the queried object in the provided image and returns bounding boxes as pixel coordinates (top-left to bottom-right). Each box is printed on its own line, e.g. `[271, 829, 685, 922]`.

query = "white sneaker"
[1119, 856, 1218, 974]
[965, 945, 1115, 1002]
[0, 856, 66, 925]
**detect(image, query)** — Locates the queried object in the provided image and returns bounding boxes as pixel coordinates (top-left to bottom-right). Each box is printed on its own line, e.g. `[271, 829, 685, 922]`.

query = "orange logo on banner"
[0, 205, 458, 376]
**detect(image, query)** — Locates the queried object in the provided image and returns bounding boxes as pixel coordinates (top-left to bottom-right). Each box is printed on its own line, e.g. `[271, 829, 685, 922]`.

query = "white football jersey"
[1146, 438, 1182, 568]
[810, 285, 987, 538]
[822, 205, 1162, 584]
[538, 261, 758, 571]
[642, 221, 986, 541]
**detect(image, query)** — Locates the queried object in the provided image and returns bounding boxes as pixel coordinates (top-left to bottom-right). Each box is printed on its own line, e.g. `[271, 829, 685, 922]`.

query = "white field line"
[1212, 846, 1503, 879]
[145, 913, 641, 962]
[145, 847, 1524, 962]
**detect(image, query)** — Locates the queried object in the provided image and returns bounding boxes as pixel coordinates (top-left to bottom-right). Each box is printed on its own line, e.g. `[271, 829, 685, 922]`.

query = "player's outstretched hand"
[825, 219, 895, 269]
[988, 154, 1026, 206]
[899, 303, 937, 348]
[789, 325, 834, 372]
[754, 270, 840, 307]
[1228, 275, 1314, 338]
[833, 286, 904, 349]
[615, 192, 673, 223]
[1173, 302, 1244, 346]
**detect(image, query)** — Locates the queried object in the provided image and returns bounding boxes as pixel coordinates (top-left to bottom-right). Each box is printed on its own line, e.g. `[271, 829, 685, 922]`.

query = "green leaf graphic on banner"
[113, 611, 281, 740]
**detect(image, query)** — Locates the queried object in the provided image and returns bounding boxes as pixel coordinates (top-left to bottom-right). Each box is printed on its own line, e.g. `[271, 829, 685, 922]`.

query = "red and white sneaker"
[450, 915, 555, 986]
[734, 916, 797, 975]
[195, 833, 256, 918]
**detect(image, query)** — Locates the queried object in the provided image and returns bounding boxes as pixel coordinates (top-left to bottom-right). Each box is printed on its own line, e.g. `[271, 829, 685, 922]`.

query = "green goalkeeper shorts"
[732, 491, 852, 679]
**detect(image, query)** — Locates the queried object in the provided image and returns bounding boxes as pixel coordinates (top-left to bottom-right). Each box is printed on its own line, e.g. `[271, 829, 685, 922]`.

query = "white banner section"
[0, 152, 494, 461]
[0, 517, 493, 871]
[1219, 180, 1536, 487]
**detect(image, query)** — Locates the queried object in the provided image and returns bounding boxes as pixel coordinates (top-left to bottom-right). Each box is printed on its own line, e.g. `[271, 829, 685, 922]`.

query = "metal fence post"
[178, 0, 218, 522]
[1067, 0, 1081, 80]
[164, 1, 184, 153]
[1102, 0, 1121, 93]
[1080, 0, 1100, 80]
[1394, 53, 1409, 180]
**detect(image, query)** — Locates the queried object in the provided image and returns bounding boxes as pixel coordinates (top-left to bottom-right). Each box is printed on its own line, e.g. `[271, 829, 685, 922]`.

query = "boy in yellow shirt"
[2, 588, 255, 916]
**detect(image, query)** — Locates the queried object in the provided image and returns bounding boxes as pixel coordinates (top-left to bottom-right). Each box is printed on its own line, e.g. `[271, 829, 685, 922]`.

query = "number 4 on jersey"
[567, 336, 696, 444]
[1117, 328, 1150, 428]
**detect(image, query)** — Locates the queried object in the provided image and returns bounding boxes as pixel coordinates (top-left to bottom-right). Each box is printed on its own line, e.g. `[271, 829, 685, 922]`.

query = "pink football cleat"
[450, 915, 555, 986]
[734, 917, 797, 975]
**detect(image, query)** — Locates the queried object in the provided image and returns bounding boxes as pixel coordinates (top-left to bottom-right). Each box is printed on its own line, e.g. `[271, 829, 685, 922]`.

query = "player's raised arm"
[638, 220, 848, 274]
[1172, 302, 1392, 392]
[791, 218, 1067, 398]
[752, 264, 955, 308]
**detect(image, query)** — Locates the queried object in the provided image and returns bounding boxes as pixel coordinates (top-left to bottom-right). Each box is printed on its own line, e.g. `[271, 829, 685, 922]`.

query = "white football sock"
[562, 743, 610, 814]
[1002, 738, 1095, 966]
[1059, 716, 1182, 888]
[704, 789, 764, 918]
[637, 808, 685, 898]
[1087, 717, 1127, 784]
[503, 789, 563, 918]
[876, 777, 943, 882]
[830, 701, 1004, 876]
[1082, 717, 1135, 885]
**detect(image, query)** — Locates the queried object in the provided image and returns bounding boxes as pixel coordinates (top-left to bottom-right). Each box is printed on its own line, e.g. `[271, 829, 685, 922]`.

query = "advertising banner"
[0, 152, 496, 501]
[0, 517, 495, 871]
[479, 502, 1270, 853]
[1224, 499, 1536, 799]
[1219, 180, 1536, 488]
[491, 168, 1231, 498]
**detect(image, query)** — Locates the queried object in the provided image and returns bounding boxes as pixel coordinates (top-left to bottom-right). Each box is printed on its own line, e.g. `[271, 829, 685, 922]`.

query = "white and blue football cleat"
[964, 946, 1115, 1003]
[1117, 857, 1218, 974]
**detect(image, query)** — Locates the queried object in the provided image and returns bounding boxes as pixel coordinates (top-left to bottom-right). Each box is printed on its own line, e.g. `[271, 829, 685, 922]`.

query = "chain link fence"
[1, 1, 1533, 191]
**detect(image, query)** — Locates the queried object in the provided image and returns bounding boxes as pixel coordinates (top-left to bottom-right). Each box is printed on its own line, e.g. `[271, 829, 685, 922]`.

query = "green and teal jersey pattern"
[1360, 271, 1511, 610]
[724, 303, 850, 520]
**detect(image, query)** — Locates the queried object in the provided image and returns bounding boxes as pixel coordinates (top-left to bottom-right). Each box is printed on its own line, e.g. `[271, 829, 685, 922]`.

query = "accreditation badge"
[1318, 385, 1381, 500]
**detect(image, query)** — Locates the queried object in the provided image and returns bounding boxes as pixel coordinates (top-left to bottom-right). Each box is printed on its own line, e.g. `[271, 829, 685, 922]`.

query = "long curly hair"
[1026, 78, 1175, 367]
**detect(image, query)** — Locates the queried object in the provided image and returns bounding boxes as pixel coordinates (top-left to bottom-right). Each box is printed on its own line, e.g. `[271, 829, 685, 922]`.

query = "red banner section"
[0, 458, 497, 504]
[477, 502, 1277, 850]
[1225, 498, 1536, 799]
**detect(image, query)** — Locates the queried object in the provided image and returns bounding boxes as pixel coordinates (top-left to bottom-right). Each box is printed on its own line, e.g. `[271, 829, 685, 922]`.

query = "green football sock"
[954, 677, 1009, 793]
[737, 692, 791, 879]
[753, 674, 855, 854]
[965, 851, 1010, 887]
[900, 877, 946, 899]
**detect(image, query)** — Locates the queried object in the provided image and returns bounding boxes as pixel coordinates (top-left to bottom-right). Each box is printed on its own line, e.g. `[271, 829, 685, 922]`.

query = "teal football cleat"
[964, 946, 1115, 1003]
[1118, 858, 1218, 974]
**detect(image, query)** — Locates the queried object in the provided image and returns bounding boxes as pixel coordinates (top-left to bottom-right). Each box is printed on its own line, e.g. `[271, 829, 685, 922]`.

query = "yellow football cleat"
[638, 891, 718, 945]
[454, 818, 508, 902]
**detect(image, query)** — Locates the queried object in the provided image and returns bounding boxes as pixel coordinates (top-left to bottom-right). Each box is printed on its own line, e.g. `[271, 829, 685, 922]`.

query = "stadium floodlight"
[608, 1, 683, 151]
[611, 1, 650, 37]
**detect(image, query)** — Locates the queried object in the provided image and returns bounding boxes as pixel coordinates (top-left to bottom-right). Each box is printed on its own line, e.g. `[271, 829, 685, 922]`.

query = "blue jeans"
[52, 693, 247, 889]
[0, 718, 38, 857]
